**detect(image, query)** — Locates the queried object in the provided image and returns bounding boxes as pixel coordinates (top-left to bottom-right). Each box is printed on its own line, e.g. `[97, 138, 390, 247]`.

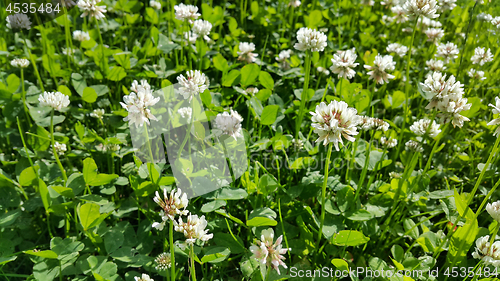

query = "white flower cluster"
[330, 48, 359, 80]
[39, 91, 71, 111]
[289, 0, 301, 7]
[425, 59, 445, 72]
[358, 116, 390, 131]
[405, 140, 424, 152]
[402, 0, 439, 19]
[364, 54, 396, 85]
[174, 214, 213, 246]
[150, 0, 161, 10]
[424, 28, 444, 43]
[6, 14, 32, 30]
[53, 142, 67, 156]
[310, 100, 360, 151]
[487, 97, 500, 137]
[77, 0, 107, 20]
[192, 19, 212, 42]
[316, 67, 330, 75]
[276, 49, 292, 69]
[386, 43, 408, 57]
[390, 5, 409, 24]
[177, 107, 192, 119]
[134, 274, 154, 281]
[10, 58, 30, 68]
[214, 109, 244, 139]
[250, 228, 290, 275]
[472, 236, 500, 268]
[73, 30, 90, 42]
[174, 3, 200, 22]
[409, 118, 441, 138]
[438, 0, 456, 12]
[177, 70, 210, 100]
[421, 72, 471, 128]
[237, 42, 258, 63]
[436, 42, 459, 63]
[90, 108, 105, 119]
[471, 47, 493, 66]
[380, 137, 398, 148]
[152, 188, 189, 231]
[492, 17, 500, 28]
[486, 201, 500, 222]
[155, 252, 172, 271]
[467, 69, 486, 81]
[120, 80, 160, 128]
[477, 13, 493, 22]
[294, 27, 328, 52]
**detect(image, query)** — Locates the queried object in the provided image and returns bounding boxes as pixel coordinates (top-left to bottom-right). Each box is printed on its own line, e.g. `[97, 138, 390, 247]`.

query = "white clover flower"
[425, 59, 445, 72]
[39, 91, 71, 111]
[382, 15, 396, 25]
[491, 17, 500, 28]
[409, 118, 441, 138]
[471, 47, 493, 66]
[288, 0, 301, 7]
[214, 109, 244, 139]
[72, 30, 90, 42]
[467, 69, 486, 81]
[174, 213, 213, 246]
[294, 27, 328, 52]
[10, 58, 30, 68]
[487, 97, 500, 137]
[120, 80, 160, 128]
[77, 0, 107, 20]
[361, 0, 375, 5]
[405, 140, 424, 152]
[52, 142, 67, 156]
[177, 70, 210, 100]
[381, 0, 402, 6]
[477, 13, 493, 22]
[245, 87, 259, 95]
[389, 171, 401, 178]
[438, 0, 456, 11]
[155, 252, 172, 271]
[391, 5, 409, 23]
[316, 67, 330, 76]
[402, 27, 413, 33]
[184, 31, 198, 44]
[62, 48, 76, 55]
[424, 28, 444, 42]
[249, 228, 290, 275]
[134, 274, 154, 281]
[237, 42, 258, 63]
[310, 100, 361, 151]
[276, 50, 292, 69]
[330, 48, 359, 80]
[293, 138, 304, 150]
[6, 14, 32, 30]
[90, 108, 105, 119]
[436, 42, 459, 63]
[486, 201, 500, 222]
[60, 0, 77, 8]
[386, 43, 408, 57]
[174, 3, 200, 23]
[472, 236, 500, 268]
[417, 17, 441, 28]
[192, 19, 212, 41]
[177, 107, 192, 119]
[402, 0, 439, 19]
[358, 116, 390, 131]
[364, 54, 396, 85]
[152, 188, 189, 231]
[150, 0, 161, 10]
[421, 72, 471, 128]
[380, 137, 398, 148]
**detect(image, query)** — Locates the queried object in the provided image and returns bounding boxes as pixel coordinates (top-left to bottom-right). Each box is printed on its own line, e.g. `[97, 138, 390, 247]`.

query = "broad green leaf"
[57, 85, 72, 97]
[19, 166, 38, 186]
[39, 179, 51, 212]
[145, 7, 159, 24]
[82, 87, 98, 103]
[51, 185, 75, 198]
[0, 209, 22, 227]
[290, 157, 314, 169]
[258, 71, 274, 89]
[446, 219, 479, 268]
[78, 203, 101, 231]
[201, 247, 231, 264]
[260, 105, 280, 125]
[213, 54, 229, 72]
[107, 66, 127, 81]
[72, 73, 87, 96]
[222, 70, 240, 87]
[331, 230, 370, 246]
[246, 216, 277, 227]
[83, 158, 98, 185]
[240, 64, 260, 86]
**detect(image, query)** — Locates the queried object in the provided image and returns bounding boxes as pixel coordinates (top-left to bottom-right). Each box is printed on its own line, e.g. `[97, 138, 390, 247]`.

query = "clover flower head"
[6, 14, 32, 30]
[174, 3, 200, 22]
[77, 0, 107, 20]
[10, 58, 30, 68]
[152, 188, 189, 231]
[174, 213, 213, 246]
[380, 137, 398, 148]
[39, 91, 71, 111]
[330, 48, 359, 80]
[120, 80, 160, 128]
[364, 54, 396, 85]
[294, 27, 328, 52]
[472, 236, 500, 268]
[402, 0, 439, 19]
[214, 109, 244, 139]
[73, 30, 90, 42]
[409, 118, 441, 138]
[471, 47, 493, 66]
[177, 70, 210, 100]
[237, 42, 258, 63]
[487, 97, 500, 137]
[249, 228, 290, 275]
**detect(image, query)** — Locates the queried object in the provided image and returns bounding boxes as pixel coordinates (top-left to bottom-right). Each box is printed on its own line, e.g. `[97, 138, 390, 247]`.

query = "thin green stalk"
[190, 244, 197, 281]
[50, 110, 68, 185]
[16, 118, 31, 200]
[62, 4, 73, 67]
[457, 0, 479, 79]
[296, 51, 312, 139]
[170, 220, 176, 281]
[94, 18, 108, 76]
[21, 32, 44, 92]
[20, 69, 31, 126]
[315, 143, 333, 252]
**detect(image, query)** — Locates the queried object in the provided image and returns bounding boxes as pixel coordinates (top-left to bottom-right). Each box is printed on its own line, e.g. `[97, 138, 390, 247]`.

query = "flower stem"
[315, 142, 333, 252]
[170, 220, 176, 281]
[20, 69, 31, 127]
[21, 32, 44, 92]
[94, 18, 108, 76]
[296, 51, 311, 139]
[50, 110, 68, 185]
[190, 244, 197, 281]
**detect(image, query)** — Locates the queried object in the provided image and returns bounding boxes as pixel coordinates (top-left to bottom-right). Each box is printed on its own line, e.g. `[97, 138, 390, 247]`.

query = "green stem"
[20, 69, 31, 126]
[190, 244, 197, 281]
[16, 118, 31, 200]
[94, 18, 108, 76]
[296, 51, 311, 139]
[50, 110, 68, 185]
[315, 143, 333, 252]
[21, 32, 44, 92]
[170, 220, 176, 281]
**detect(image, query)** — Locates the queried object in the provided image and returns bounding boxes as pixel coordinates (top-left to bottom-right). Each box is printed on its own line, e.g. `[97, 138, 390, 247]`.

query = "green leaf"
[19, 166, 38, 186]
[201, 247, 231, 264]
[331, 258, 349, 271]
[331, 230, 370, 246]
[454, 187, 474, 221]
[0, 209, 22, 227]
[290, 157, 314, 169]
[222, 70, 240, 87]
[258, 174, 279, 195]
[260, 105, 280, 125]
[39, 179, 51, 212]
[258, 71, 274, 89]
[213, 54, 229, 72]
[83, 158, 98, 185]
[57, 85, 72, 97]
[104, 228, 124, 254]
[78, 203, 101, 231]
[246, 216, 277, 227]
[247, 207, 277, 227]
[145, 7, 159, 24]
[107, 66, 127, 81]
[51, 185, 75, 198]
[240, 64, 260, 86]
[82, 87, 98, 103]
[72, 73, 87, 96]
[391, 90, 405, 109]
